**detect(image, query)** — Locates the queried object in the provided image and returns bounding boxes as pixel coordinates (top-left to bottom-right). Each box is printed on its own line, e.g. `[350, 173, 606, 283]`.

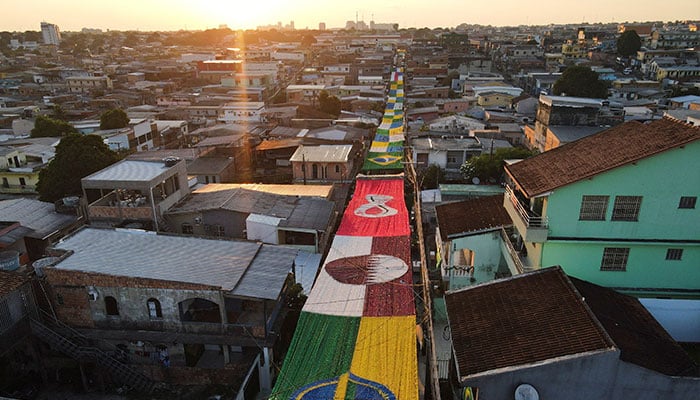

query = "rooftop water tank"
[0, 250, 20, 271]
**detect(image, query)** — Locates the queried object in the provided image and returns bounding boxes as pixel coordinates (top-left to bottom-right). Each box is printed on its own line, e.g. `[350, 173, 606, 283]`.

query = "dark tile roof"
[571, 277, 699, 377]
[435, 195, 511, 240]
[445, 267, 615, 379]
[506, 117, 700, 197]
[0, 270, 29, 298]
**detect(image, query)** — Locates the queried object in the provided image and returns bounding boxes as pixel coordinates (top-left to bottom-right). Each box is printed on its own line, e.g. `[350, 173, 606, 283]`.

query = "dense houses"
[0, 17, 699, 399]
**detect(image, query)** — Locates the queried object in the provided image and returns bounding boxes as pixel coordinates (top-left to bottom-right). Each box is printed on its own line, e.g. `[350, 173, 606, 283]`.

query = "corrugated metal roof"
[53, 228, 261, 291]
[231, 244, 297, 299]
[280, 197, 334, 231]
[0, 198, 78, 239]
[289, 144, 353, 162]
[82, 160, 168, 183]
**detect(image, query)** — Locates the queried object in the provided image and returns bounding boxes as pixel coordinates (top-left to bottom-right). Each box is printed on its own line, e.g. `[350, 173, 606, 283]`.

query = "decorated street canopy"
[271, 56, 418, 400]
[270, 176, 418, 400]
[363, 67, 406, 171]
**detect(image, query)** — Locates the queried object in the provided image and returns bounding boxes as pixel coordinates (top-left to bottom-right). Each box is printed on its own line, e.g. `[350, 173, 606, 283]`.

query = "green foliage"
[552, 65, 608, 99]
[100, 108, 129, 130]
[37, 134, 120, 202]
[460, 147, 537, 184]
[417, 164, 445, 190]
[31, 115, 77, 138]
[318, 90, 341, 116]
[617, 30, 642, 57]
[301, 34, 317, 48]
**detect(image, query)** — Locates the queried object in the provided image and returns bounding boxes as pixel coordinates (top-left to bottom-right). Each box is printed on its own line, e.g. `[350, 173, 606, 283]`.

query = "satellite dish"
[514, 384, 539, 400]
[472, 177, 480, 185]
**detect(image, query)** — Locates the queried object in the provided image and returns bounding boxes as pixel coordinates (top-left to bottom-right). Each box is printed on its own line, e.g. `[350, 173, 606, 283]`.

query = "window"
[600, 247, 630, 271]
[679, 196, 697, 209]
[147, 298, 162, 318]
[19, 177, 26, 186]
[666, 248, 683, 260]
[181, 223, 193, 234]
[105, 296, 119, 316]
[335, 165, 340, 173]
[579, 195, 609, 220]
[213, 224, 225, 237]
[611, 196, 642, 221]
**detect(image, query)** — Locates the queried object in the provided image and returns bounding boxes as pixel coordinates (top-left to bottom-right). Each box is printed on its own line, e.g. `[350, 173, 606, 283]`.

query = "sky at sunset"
[4, 0, 699, 32]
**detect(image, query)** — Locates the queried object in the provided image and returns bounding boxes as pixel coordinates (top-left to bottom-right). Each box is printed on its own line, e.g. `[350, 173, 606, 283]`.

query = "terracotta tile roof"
[435, 195, 512, 240]
[445, 267, 615, 379]
[505, 117, 700, 197]
[571, 277, 699, 377]
[0, 270, 29, 298]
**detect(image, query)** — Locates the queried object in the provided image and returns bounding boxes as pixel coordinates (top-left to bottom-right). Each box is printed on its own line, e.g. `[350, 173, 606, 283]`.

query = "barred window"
[181, 223, 193, 234]
[679, 196, 697, 209]
[666, 248, 683, 261]
[213, 224, 225, 237]
[579, 195, 609, 220]
[601, 247, 629, 271]
[611, 196, 642, 221]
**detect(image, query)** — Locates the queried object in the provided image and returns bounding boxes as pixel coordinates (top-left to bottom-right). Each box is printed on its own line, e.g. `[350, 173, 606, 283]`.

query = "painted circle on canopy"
[326, 255, 408, 285]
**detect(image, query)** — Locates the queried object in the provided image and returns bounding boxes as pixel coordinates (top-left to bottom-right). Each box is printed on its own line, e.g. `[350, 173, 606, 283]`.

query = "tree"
[301, 34, 317, 48]
[318, 90, 341, 116]
[100, 108, 129, 130]
[552, 65, 608, 99]
[31, 115, 77, 137]
[460, 147, 537, 184]
[417, 164, 445, 190]
[37, 134, 120, 202]
[617, 30, 642, 57]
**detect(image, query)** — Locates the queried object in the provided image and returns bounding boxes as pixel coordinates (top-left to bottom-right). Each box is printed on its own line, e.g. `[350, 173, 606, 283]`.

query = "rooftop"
[82, 160, 171, 184]
[446, 267, 615, 379]
[435, 194, 511, 240]
[53, 227, 296, 296]
[0, 270, 29, 298]
[289, 144, 354, 163]
[506, 118, 700, 197]
[0, 198, 78, 240]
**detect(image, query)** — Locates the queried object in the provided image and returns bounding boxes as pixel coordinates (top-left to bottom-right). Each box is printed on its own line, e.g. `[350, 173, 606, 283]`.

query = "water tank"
[163, 156, 181, 167]
[0, 250, 20, 271]
[32, 256, 60, 277]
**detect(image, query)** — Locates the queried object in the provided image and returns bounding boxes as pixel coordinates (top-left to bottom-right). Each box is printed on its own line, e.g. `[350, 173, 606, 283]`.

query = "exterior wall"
[168, 210, 248, 239]
[292, 161, 352, 182]
[446, 231, 507, 291]
[538, 142, 700, 294]
[477, 93, 514, 107]
[463, 350, 700, 400]
[45, 268, 216, 328]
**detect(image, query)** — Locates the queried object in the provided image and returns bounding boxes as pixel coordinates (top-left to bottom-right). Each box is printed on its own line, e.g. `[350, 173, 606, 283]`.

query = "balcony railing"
[504, 185, 548, 228]
[500, 228, 525, 274]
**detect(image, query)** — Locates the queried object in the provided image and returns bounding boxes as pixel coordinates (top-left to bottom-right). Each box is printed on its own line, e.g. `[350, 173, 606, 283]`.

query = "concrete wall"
[541, 141, 700, 293]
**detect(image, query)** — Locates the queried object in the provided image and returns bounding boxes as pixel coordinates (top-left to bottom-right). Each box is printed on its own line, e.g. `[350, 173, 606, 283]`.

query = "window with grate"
[666, 248, 683, 261]
[213, 224, 225, 237]
[678, 196, 697, 209]
[181, 223, 193, 234]
[600, 247, 629, 271]
[579, 195, 609, 220]
[611, 196, 642, 221]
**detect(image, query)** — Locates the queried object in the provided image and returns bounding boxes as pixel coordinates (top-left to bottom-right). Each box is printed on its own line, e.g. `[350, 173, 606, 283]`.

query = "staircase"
[30, 317, 155, 393]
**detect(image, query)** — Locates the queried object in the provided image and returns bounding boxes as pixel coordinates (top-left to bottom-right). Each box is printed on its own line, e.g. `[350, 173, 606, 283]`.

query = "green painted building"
[502, 117, 700, 300]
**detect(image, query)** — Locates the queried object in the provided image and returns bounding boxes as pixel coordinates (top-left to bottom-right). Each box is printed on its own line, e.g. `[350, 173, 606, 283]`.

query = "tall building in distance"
[319, 22, 326, 31]
[41, 21, 61, 45]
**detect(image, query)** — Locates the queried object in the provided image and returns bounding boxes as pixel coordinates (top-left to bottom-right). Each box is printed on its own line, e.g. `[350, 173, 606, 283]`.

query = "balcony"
[87, 191, 155, 221]
[503, 185, 549, 243]
[499, 228, 536, 275]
